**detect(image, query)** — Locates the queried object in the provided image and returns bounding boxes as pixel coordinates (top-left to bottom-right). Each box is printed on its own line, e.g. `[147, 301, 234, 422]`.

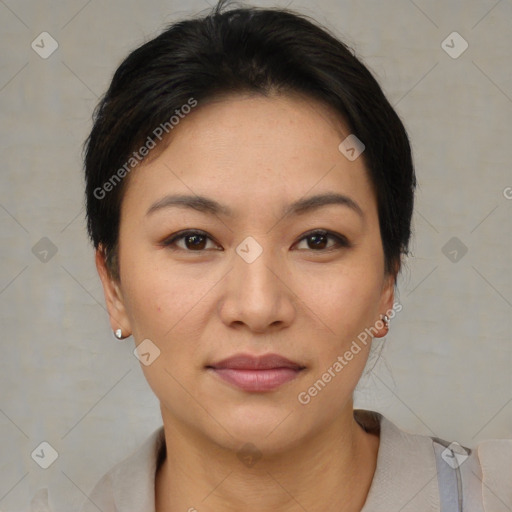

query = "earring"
[113, 328, 124, 340]
[382, 314, 390, 330]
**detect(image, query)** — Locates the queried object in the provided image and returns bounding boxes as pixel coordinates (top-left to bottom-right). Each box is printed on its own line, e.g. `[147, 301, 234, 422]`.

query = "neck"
[155, 406, 380, 512]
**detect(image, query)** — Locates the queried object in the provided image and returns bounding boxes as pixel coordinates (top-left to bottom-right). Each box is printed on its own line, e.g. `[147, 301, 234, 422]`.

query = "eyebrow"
[145, 192, 364, 219]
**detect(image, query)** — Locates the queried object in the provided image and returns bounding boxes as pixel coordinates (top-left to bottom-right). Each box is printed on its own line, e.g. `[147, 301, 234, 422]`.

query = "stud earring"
[113, 328, 124, 340]
[382, 314, 390, 330]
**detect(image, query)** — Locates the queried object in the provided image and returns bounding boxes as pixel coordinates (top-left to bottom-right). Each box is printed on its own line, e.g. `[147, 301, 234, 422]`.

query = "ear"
[373, 270, 396, 339]
[95, 245, 132, 337]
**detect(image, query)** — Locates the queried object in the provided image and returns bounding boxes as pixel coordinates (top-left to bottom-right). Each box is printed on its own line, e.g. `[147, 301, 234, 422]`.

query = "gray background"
[1, 0, 511, 510]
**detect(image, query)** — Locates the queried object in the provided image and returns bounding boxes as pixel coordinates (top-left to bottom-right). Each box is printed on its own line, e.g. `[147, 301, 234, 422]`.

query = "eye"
[161, 228, 350, 253]
[294, 229, 350, 251]
[162, 230, 221, 251]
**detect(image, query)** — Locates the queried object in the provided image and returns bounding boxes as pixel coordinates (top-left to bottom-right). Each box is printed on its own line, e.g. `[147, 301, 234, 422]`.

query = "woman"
[32, 1, 508, 510]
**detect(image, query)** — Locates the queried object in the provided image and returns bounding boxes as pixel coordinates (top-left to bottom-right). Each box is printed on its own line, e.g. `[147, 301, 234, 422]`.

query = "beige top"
[28, 410, 512, 511]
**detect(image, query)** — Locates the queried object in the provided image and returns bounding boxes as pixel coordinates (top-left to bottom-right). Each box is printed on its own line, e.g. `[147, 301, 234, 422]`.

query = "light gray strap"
[432, 438, 463, 512]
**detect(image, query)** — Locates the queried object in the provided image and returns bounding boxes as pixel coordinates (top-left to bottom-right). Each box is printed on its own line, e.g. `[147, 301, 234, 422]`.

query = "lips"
[208, 353, 304, 371]
[206, 353, 305, 392]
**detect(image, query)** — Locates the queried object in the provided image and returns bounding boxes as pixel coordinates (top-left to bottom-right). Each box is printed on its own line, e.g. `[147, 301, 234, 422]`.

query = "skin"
[96, 92, 396, 512]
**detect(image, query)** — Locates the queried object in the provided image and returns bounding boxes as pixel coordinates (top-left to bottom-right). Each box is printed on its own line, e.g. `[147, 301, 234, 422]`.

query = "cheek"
[302, 264, 384, 339]
[121, 262, 215, 352]
[123, 270, 209, 401]
[294, 271, 383, 409]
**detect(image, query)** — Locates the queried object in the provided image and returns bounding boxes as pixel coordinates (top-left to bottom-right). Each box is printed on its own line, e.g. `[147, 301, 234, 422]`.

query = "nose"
[218, 243, 296, 334]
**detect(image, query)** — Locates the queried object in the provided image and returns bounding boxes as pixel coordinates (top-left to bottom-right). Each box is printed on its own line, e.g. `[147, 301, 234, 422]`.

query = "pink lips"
[207, 353, 305, 392]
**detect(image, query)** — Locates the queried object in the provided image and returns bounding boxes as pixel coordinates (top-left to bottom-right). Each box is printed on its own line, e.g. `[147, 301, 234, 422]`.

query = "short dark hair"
[84, 0, 416, 281]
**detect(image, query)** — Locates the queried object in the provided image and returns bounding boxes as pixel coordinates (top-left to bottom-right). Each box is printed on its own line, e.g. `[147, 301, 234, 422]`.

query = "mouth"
[206, 353, 306, 392]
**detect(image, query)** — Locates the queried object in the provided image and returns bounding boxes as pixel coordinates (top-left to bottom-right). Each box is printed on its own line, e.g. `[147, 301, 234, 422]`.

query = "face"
[97, 93, 395, 453]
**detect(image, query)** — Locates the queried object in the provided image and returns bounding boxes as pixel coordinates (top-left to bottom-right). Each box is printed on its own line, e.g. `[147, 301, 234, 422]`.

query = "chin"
[207, 405, 306, 452]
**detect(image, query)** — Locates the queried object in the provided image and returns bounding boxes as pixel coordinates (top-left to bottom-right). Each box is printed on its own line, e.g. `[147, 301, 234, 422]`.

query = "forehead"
[120, 93, 376, 220]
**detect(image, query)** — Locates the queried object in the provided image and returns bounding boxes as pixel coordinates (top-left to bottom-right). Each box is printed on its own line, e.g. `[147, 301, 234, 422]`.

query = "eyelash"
[161, 229, 350, 253]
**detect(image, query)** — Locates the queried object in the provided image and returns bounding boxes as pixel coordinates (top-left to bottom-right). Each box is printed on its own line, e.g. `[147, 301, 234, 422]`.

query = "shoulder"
[356, 409, 511, 512]
[474, 438, 512, 511]
[431, 435, 512, 510]
[80, 426, 165, 512]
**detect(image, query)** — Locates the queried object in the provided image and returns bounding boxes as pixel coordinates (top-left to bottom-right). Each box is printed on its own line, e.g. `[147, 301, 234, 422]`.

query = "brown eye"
[163, 230, 219, 251]
[182, 233, 207, 250]
[295, 229, 350, 251]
